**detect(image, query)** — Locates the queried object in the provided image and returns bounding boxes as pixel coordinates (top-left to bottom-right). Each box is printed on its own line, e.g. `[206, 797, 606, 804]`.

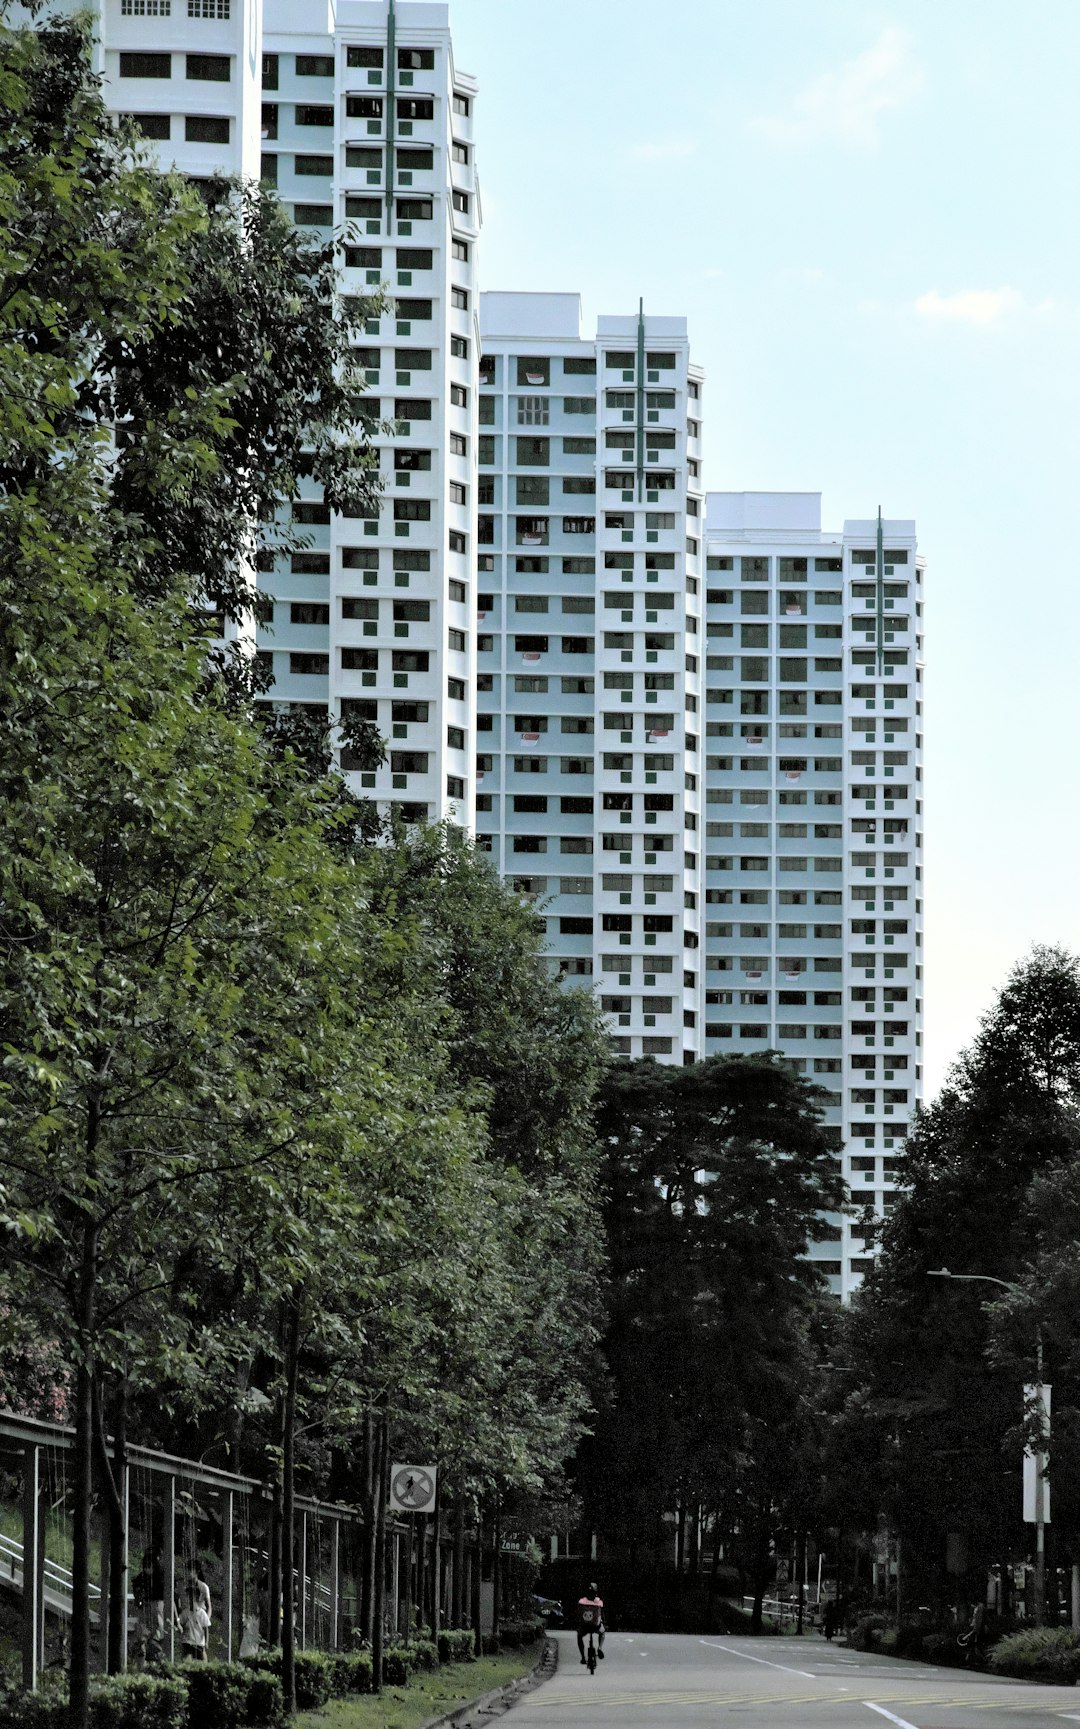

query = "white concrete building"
[62, 0, 480, 829]
[475, 292, 706, 1065]
[33, 0, 925, 1296]
[702, 492, 924, 1295]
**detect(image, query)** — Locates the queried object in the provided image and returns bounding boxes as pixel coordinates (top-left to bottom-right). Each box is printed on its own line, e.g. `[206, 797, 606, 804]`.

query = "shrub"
[0, 1691, 70, 1729]
[849, 1613, 888, 1652]
[240, 1671, 285, 1727]
[90, 1672, 189, 1729]
[382, 1645, 417, 1685]
[241, 1650, 332, 1711]
[922, 1631, 971, 1668]
[438, 1629, 475, 1664]
[171, 1661, 246, 1729]
[989, 1627, 1080, 1684]
[480, 1633, 499, 1655]
[342, 1651, 373, 1694]
[496, 1619, 542, 1649]
[410, 1638, 439, 1672]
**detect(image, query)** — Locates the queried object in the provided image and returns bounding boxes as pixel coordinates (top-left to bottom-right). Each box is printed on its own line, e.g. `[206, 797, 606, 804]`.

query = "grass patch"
[295, 1644, 544, 1729]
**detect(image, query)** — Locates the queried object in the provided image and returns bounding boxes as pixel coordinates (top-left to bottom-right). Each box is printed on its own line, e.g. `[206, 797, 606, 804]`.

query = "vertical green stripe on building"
[636, 297, 645, 504]
[384, 0, 396, 233]
[875, 505, 885, 676]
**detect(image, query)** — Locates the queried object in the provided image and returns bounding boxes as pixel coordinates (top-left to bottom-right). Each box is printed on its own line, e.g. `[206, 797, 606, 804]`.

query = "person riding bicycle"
[576, 1583, 605, 1663]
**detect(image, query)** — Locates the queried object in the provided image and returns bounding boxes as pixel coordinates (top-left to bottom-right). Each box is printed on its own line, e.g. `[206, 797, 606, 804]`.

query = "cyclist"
[576, 1582, 605, 1663]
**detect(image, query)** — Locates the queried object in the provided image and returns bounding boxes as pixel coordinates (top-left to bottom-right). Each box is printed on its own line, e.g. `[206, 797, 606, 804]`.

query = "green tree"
[845, 946, 1080, 1617]
[577, 1053, 843, 1625]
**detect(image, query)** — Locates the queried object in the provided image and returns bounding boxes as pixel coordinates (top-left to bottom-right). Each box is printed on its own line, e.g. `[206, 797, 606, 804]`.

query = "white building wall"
[476, 291, 705, 1063]
[701, 493, 924, 1298]
[65, 0, 480, 831]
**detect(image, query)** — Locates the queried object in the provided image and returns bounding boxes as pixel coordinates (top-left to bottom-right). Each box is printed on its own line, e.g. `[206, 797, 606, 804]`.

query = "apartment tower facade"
[40, 0, 925, 1296]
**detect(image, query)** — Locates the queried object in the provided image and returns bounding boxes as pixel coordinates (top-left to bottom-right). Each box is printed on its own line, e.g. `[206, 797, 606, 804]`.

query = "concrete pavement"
[502, 1630, 1080, 1728]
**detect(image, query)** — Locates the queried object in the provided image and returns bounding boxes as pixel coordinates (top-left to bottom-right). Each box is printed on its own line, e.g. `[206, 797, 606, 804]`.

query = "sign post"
[390, 1467, 437, 1645]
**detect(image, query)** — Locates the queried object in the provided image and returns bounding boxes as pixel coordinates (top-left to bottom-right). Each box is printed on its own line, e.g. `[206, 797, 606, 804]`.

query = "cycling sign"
[390, 1463, 438, 1513]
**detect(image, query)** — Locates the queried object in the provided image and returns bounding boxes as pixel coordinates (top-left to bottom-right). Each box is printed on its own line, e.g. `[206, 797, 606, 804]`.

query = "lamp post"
[928, 1268, 1045, 1626]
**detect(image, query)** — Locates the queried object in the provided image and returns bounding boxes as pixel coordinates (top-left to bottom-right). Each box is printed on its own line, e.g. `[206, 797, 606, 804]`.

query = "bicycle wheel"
[587, 1639, 597, 1674]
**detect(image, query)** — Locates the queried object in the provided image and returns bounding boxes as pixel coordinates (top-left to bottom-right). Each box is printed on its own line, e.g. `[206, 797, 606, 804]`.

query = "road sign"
[390, 1463, 437, 1514]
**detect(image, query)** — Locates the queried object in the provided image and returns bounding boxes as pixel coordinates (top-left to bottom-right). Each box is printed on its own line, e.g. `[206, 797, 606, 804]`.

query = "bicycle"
[583, 1625, 598, 1674]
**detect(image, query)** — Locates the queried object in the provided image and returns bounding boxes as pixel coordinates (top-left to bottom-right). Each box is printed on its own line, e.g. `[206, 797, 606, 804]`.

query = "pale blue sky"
[451, 0, 1080, 1099]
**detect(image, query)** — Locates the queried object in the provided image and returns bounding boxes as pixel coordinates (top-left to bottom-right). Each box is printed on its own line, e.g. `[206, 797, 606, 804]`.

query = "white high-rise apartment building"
[475, 292, 705, 1063]
[701, 492, 924, 1296]
[66, 0, 480, 829]
[36, 0, 925, 1296]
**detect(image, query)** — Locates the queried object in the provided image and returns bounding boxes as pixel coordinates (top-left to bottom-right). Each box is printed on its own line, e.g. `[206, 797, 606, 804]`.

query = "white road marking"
[1058, 1716, 1080, 1722]
[699, 1638, 816, 1679]
[865, 1704, 919, 1729]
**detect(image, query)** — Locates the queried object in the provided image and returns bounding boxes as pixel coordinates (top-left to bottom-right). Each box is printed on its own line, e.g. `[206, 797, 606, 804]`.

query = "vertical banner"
[1022, 1383, 1051, 1524]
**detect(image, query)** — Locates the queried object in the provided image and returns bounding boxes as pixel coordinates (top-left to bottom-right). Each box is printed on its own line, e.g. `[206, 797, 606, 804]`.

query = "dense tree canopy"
[840, 946, 1080, 1616]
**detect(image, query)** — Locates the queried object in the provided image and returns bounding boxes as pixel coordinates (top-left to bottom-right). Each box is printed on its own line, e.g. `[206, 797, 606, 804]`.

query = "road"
[503, 1630, 1080, 1728]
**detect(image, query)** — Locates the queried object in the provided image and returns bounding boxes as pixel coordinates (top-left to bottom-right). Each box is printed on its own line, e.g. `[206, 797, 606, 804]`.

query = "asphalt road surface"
[506, 1630, 1080, 1728]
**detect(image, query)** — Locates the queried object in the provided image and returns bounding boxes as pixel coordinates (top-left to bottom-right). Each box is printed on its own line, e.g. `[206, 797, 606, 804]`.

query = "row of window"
[118, 51, 232, 80]
[122, 1, 230, 15]
[124, 112, 231, 142]
[272, 644, 467, 675]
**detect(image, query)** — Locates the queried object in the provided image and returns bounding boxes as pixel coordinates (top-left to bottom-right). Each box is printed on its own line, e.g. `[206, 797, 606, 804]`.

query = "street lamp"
[927, 1268, 1046, 1625]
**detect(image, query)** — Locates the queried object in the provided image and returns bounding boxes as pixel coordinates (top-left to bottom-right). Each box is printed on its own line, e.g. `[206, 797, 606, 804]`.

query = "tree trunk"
[281, 1290, 302, 1715]
[491, 1495, 501, 1641]
[452, 1495, 465, 1627]
[360, 1412, 374, 1643]
[268, 1483, 282, 1648]
[471, 1525, 482, 1657]
[372, 1416, 387, 1693]
[70, 1213, 100, 1729]
[676, 1503, 686, 1575]
[94, 1374, 128, 1674]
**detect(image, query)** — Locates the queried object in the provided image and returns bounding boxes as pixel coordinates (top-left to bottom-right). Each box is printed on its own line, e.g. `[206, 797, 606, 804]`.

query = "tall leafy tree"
[577, 1053, 843, 1622]
[844, 946, 1080, 1615]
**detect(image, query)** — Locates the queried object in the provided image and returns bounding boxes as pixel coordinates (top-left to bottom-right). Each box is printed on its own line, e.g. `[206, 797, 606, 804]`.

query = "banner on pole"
[1022, 1384, 1050, 1525]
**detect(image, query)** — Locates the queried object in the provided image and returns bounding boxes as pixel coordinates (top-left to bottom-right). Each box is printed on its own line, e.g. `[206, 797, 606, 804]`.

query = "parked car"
[532, 1594, 563, 1626]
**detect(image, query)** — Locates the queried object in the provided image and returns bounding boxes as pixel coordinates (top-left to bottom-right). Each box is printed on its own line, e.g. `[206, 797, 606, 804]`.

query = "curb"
[421, 1636, 559, 1729]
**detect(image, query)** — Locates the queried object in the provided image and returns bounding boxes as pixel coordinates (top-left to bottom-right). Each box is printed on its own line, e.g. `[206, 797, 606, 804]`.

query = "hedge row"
[0, 1620, 546, 1727]
[989, 1627, 1080, 1683]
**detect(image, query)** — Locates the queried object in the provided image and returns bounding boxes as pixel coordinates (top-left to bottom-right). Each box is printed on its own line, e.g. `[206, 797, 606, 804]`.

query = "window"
[346, 45, 384, 67]
[296, 53, 334, 76]
[449, 481, 467, 506]
[517, 395, 548, 426]
[261, 52, 278, 87]
[346, 95, 382, 117]
[453, 91, 471, 115]
[452, 140, 470, 164]
[451, 335, 469, 359]
[291, 602, 330, 625]
[290, 652, 329, 676]
[399, 46, 435, 69]
[341, 598, 378, 621]
[393, 499, 430, 522]
[452, 237, 469, 261]
[398, 147, 434, 171]
[296, 104, 334, 126]
[451, 287, 469, 312]
[119, 52, 172, 77]
[397, 197, 433, 220]
[122, 0, 172, 11]
[450, 384, 468, 407]
[452, 189, 470, 214]
[124, 112, 171, 138]
[398, 96, 434, 120]
[391, 751, 429, 775]
[295, 153, 332, 175]
[185, 115, 230, 142]
[186, 53, 230, 80]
